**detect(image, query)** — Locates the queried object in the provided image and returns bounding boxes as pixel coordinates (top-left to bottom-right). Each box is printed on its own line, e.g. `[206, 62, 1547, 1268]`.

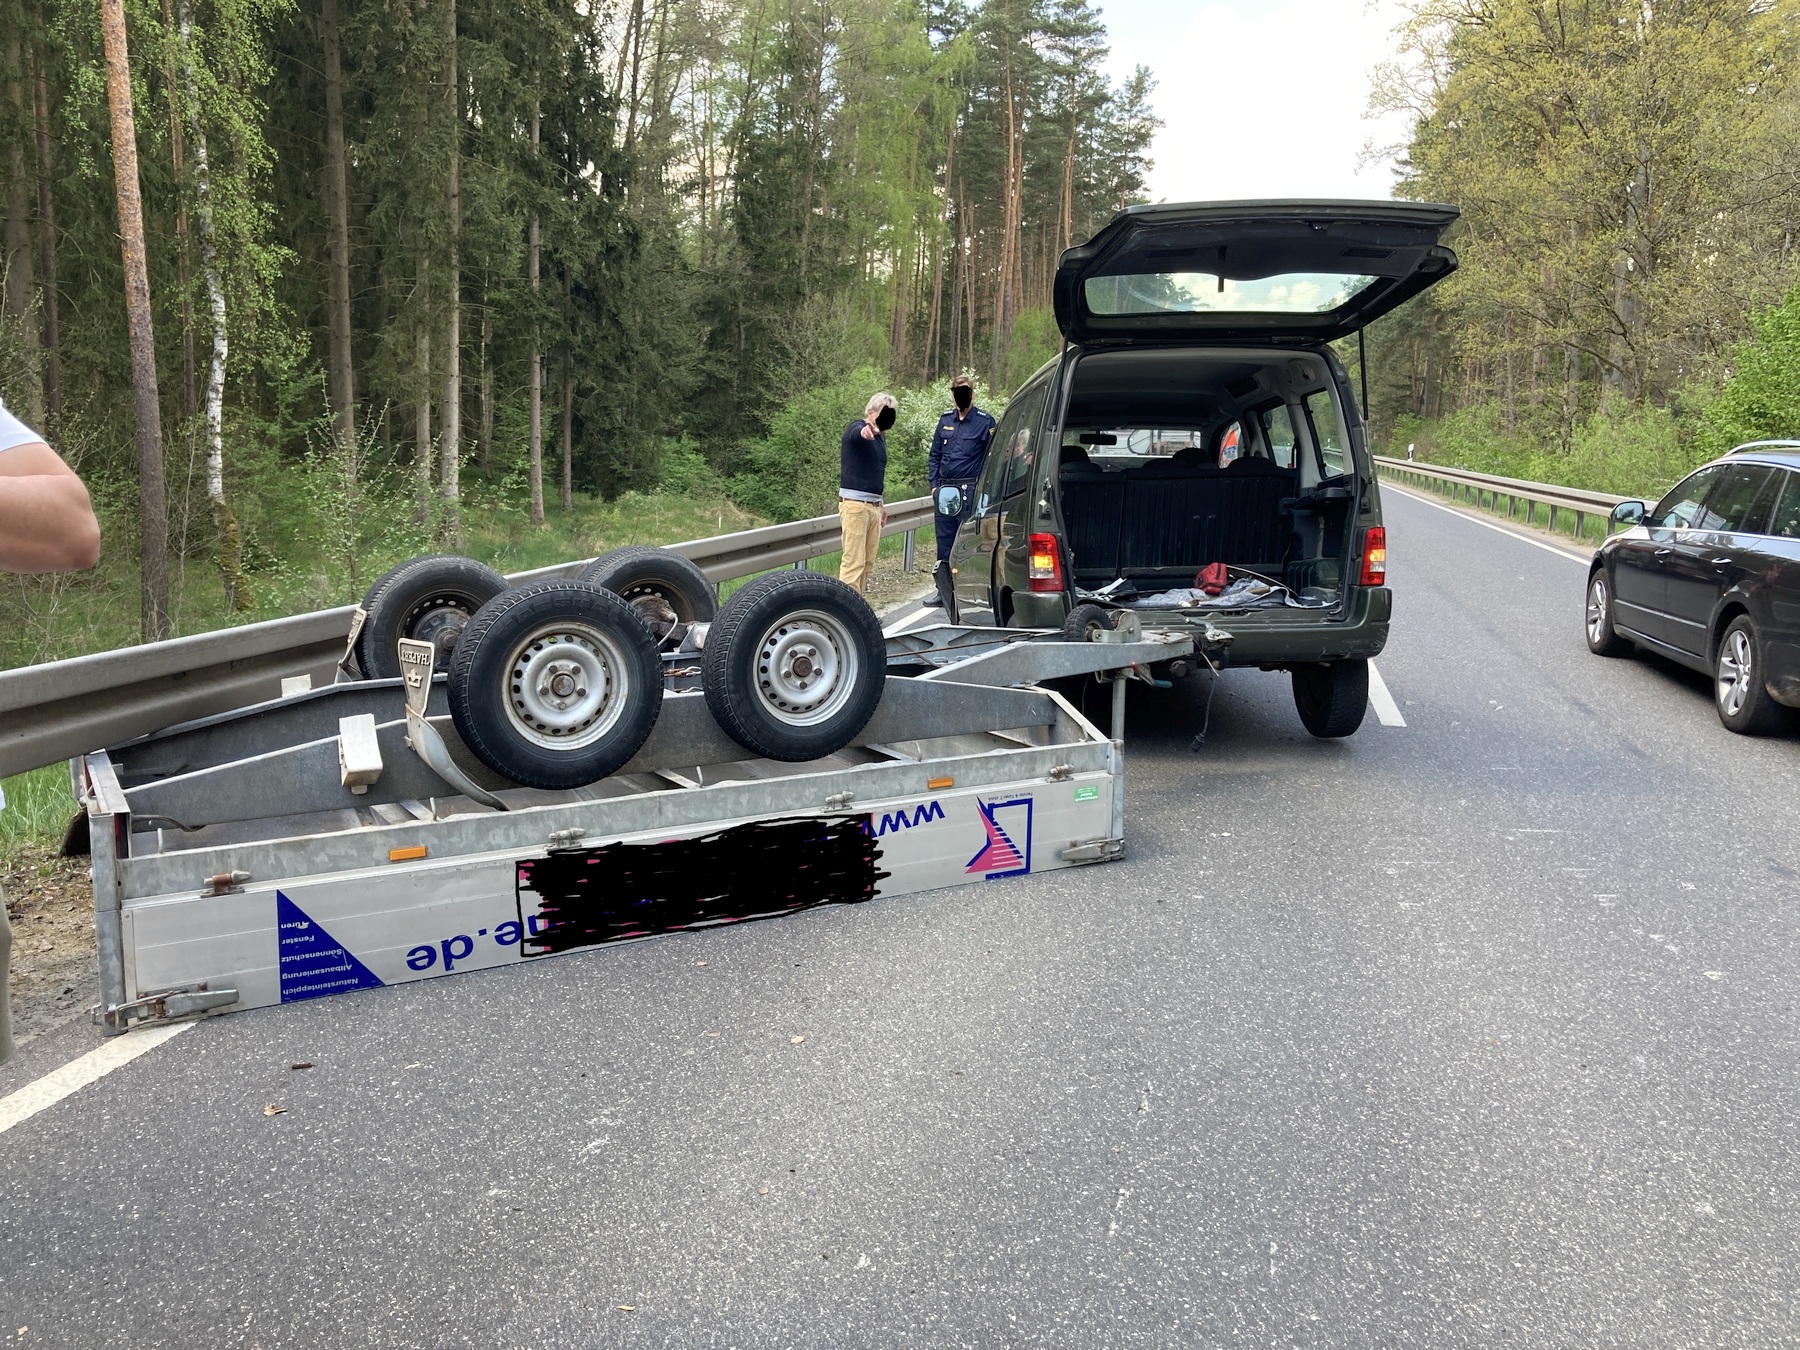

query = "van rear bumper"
[1132, 585, 1390, 667]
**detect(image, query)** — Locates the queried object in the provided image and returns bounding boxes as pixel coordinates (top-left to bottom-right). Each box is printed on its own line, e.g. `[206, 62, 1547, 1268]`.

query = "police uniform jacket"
[928, 407, 997, 486]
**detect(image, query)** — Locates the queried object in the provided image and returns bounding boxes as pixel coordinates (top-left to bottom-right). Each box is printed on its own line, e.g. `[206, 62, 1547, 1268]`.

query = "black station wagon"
[939, 199, 1460, 737]
[1587, 441, 1800, 733]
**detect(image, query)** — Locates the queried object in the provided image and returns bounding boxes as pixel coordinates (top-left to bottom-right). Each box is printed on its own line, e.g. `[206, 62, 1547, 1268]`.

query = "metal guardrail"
[1375, 456, 1628, 540]
[0, 496, 934, 779]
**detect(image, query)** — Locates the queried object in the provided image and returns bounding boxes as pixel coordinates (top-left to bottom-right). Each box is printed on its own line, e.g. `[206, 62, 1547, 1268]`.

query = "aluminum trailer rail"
[78, 624, 1192, 1033]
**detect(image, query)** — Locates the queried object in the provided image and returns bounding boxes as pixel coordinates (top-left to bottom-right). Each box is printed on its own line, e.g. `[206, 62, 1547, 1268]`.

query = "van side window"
[1261, 405, 1297, 468]
[996, 384, 1048, 502]
[1304, 390, 1348, 477]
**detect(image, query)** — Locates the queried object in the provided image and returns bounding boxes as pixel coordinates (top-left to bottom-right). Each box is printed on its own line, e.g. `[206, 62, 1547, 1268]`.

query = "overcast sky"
[1102, 0, 1414, 203]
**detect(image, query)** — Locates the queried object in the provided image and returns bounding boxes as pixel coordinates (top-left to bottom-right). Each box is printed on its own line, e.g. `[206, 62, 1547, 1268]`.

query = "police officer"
[923, 375, 996, 607]
[0, 392, 100, 1064]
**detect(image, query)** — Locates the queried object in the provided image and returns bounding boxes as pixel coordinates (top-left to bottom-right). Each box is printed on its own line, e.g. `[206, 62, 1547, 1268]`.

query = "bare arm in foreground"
[0, 441, 102, 574]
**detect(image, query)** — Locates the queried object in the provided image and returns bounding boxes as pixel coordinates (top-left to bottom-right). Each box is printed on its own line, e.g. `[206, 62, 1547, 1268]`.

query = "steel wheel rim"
[1586, 576, 1608, 644]
[1718, 628, 1753, 718]
[405, 592, 477, 662]
[754, 608, 859, 726]
[620, 584, 682, 642]
[503, 621, 629, 750]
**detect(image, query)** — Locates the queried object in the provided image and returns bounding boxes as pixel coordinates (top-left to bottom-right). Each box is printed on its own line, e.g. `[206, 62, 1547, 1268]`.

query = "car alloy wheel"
[1713, 614, 1788, 735]
[1717, 625, 1754, 719]
[1585, 569, 1631, 657]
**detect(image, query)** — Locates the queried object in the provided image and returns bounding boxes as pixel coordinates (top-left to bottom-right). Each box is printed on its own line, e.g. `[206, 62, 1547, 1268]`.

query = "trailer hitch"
[103, 982, 239, 1031]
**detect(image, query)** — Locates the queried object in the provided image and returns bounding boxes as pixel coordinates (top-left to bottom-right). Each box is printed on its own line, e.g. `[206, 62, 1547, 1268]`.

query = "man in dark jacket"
[923, 375, 996, 606]
[838, 392, 895, 593]
[1, 392, 101, 1064]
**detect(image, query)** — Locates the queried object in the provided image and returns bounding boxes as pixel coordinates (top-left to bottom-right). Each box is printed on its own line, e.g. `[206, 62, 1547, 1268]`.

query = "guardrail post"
[792, 559, 807, 571]
[1548, 504, 1558, 532]
[903, 528, 916, 572]
[1575, 510, 1585, 541]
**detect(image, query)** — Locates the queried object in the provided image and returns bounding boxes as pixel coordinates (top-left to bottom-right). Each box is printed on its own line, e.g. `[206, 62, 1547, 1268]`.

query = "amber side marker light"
[389, 845, 428, 862]
[927, 776, 954, 790]
[1358, 526, 1387, 586]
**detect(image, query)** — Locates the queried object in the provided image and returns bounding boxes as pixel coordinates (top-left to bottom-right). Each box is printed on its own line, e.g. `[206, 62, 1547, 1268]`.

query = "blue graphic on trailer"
[276, 891, 384, 1002]
[966, 796, 1032, 879]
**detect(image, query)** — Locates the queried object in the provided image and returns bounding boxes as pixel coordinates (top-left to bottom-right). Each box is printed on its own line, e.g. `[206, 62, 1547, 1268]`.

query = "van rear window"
[1084, 271, 1379, 317]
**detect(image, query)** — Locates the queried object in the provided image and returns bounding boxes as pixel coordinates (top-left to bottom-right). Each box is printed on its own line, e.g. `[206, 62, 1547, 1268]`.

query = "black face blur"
[875, 407, 896, 431]
[953, 385, 973, 411]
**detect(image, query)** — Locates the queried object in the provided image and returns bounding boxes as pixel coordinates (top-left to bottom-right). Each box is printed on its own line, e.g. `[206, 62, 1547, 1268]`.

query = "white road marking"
[1384, 483, 1593, 564]
[1368, 661, 1407, 727]
[881, 605, 939, 636]
[0, 1021, 193, 1137]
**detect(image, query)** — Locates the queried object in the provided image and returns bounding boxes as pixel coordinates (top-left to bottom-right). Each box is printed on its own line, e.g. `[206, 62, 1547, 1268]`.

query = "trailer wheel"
[702, 572, 885, 762]
[355, 554, 508, 680]
[578, 545, 716, 643]
[447, 580, 662, 789]
[1062, 604, 1119, 642]
[1292, 659, 1368, 738]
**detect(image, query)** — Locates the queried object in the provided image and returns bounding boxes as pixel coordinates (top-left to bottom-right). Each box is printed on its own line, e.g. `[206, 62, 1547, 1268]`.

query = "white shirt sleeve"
[0, 394, 44, 454]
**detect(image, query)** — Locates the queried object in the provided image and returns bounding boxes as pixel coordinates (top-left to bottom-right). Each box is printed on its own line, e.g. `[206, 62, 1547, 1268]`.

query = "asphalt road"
[3, 487, 1798, 1348]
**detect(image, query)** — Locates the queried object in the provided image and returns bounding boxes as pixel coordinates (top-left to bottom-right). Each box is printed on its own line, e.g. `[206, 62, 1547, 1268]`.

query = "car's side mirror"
[1609, 500, 1646, 532]
[935, 485, 964, 518]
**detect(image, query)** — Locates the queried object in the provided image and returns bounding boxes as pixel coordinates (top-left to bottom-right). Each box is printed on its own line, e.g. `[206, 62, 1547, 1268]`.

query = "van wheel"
[1715, 615, 1789, 735]
[703, 572, 886, 761]
[1586, 569, 1632, 656]
[446, 580, 662, 789]
[1293, 660, 1368, 738]
[579, 545, 716, 644]
[356, 554, 508, 680]
[1062, 604, 1118, 642]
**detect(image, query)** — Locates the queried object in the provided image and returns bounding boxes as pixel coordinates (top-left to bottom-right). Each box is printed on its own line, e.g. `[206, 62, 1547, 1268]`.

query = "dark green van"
[940, 199, 1459, 737]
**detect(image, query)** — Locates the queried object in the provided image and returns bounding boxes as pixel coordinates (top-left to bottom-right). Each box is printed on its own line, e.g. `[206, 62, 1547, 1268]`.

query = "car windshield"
[1084, 271, 1379, 317]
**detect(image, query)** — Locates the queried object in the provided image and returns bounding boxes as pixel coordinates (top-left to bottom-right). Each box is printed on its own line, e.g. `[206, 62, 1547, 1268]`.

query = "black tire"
[355, 554, 508, 680]
[1292, 659, 1369, 738]
[1062, 603, 1119, 642]
[702, 571, 886, 762]
[1714, 615, 1789, 736]
[578, 545, 717, 644]
[446, 580, 662, 790]
[1585, 568, 1632, 657]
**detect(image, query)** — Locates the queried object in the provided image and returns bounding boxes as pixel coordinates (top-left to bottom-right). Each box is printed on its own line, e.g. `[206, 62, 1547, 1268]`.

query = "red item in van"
[1196, 563, 1228, 595]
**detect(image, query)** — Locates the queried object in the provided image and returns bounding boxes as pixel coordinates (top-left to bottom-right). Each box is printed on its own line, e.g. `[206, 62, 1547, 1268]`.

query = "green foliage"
[0, 765, 77, 857]
[1395, 400, 1701, 500]
[1699, 284, 1800, 458]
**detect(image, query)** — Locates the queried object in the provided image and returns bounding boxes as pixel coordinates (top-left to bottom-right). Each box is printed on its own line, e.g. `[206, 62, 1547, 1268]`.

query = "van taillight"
[1358, 526, 1387, 586]
[1028, 534, 1064, 593]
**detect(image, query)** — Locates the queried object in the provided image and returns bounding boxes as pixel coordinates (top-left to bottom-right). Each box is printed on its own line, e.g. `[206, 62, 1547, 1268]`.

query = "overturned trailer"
[76, 621, 1192, 1032]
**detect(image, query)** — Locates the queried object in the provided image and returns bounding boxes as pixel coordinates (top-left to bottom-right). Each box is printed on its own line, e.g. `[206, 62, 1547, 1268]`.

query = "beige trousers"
[838, 499, 882, 593]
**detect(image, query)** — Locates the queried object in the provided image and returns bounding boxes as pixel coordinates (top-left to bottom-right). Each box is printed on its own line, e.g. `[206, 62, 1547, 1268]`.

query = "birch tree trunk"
[100, 0, 170, 641]
[320, 0, 356, 461]
[437, 0, 461, 546]
[176, 0, 248, 609]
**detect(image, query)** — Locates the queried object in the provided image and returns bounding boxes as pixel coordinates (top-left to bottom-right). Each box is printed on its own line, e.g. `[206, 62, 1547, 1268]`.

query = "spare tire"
[446, 580, 663, 790]
[1062, 603, 1119, 642]
[355, 554, 508, 680]
[578, 545, 716, 643]
[702, 572, 886, 762]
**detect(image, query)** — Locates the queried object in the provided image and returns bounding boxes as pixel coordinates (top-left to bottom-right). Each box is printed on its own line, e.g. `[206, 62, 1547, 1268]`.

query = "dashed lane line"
[0, 1021, 193, 1137]
[1383, 483, 1594, 565]
[1368, 660, 1406, 727]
